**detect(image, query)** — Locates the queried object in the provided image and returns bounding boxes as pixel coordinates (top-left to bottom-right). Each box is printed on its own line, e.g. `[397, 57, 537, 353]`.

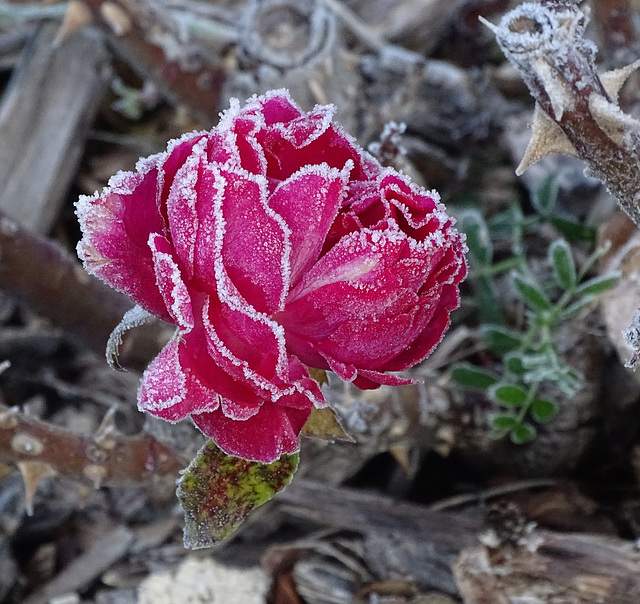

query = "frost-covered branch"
[484, 0, 640, 226]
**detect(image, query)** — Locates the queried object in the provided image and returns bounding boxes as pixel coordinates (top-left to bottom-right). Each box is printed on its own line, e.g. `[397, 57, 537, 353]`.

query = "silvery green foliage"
[453, 174, 619, 444]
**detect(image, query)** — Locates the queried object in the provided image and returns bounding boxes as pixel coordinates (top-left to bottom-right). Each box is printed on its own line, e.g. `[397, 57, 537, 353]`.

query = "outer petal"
[192, 403, 310, 463]
[76, 167, 169, 320]
[256, 95, 375, 181]
[381, 283, 462, 372]
[220, 168, 291, 314]
[138, 339, 220, 423]
[257, 89, 303, 125]
[283, 223, 465, 370]
[138, 316, 273, 423]
[165, 138, 209, 281]
[76, 130, 209, 321]
[148, 233, 194, 330]
[202, 297, 325, 411]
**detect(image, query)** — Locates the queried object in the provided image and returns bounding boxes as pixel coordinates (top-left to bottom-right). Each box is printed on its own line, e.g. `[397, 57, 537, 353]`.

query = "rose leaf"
[177, 440, 298, 549]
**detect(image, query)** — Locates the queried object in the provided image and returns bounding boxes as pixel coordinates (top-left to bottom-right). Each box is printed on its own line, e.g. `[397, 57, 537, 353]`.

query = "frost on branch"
[483, 0, 640, 226]
[623, 309, 640, 369]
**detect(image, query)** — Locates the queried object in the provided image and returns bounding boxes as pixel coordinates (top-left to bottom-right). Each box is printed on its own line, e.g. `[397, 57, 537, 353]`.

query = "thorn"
[588, 92, 640, 147]
[17, 461, 56, 516]
[389, 443, 412, 475]
[100, 2, 133, 37]
[478, 15, 498, 34]
[517, 104, 578, 175]
[94, 406, 119, 449]
[600, 60, 640, 102]
[0, 406, 19, 430]
[531, 56, 574, 121]
[53, 0, 93, 47]
[83, 464, 108, 490]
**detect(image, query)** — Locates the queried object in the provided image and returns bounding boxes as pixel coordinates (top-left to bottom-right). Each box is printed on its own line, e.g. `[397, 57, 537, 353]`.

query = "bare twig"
[0, 404, 183, 486]
[484, 0, 640, 226]
[79, 0, 226, 123]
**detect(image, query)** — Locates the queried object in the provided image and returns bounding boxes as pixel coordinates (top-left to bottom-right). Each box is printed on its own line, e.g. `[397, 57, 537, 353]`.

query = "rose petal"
[202, 298, 324, 410]
[148, 233, 194, 330]
[165, 138, 209, 281]
[257, 89, 302, 125]
[283, 225, 464, 369]
[192, 403, 310, 463]
[194, 164, 291, 314]
[270, 163, 350, 284]
[138, 339, 219, 423]
[76, 167, 169, 320]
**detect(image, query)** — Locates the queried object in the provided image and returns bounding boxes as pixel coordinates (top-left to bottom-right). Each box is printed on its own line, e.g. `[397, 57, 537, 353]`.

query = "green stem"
[479, 256, 525, 277]
[516, 380, 542, 425]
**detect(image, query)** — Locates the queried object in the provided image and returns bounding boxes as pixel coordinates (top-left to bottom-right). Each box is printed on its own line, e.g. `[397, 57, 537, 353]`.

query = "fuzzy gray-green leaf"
[513, 273, 551, 311]
[482, 325, 523, 355]
[459, 210, 492, 266]
[530, 398, 558, 423]
[575, 272, 620, 297]
[510, 422, 536, 444]
[489, 383, 528, 407]
[451, 364, 499, 390]
[549, 239, 576, 290]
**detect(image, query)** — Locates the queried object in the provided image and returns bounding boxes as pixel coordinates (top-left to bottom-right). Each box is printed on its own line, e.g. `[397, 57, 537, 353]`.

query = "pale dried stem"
[79, 0, 226, 123]
[490, 0, 640, 226]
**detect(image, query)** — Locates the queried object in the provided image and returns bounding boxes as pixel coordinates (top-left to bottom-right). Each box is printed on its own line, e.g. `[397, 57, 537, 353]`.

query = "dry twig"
[484, 0, 640, 226]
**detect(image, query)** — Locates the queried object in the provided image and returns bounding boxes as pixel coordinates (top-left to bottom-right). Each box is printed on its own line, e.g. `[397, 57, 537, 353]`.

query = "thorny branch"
[484, 0, 640, 226]
[0, 404, 184, 488]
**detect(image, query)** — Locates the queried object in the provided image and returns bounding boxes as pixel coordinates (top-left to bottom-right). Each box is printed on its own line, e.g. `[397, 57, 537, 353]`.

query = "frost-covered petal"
[192, 403, 310, 463]
[251, 88, 302, 126]
[380, 171, 442, 231]
[194, 164, 291, 314]
[138, 339, 220, 423]
[148, 233, 194, 330]
[269, 105, 335, 149]
[220, 168, 291, 313]
[381, 283, 461, 371]
[202, 297, 324, 411]
[269, 163, 350, 284]
[203, 295, 284, 384]
[256, 98, 374, 181]
[156, 130, 209, 207]
[76, 167, 169, 321]
[283, 224, 465, 370]
[165, 138, 209, 280]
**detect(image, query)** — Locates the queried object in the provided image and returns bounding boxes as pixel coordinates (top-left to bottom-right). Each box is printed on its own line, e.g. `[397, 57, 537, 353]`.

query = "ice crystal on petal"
[76, 90, 467, 463]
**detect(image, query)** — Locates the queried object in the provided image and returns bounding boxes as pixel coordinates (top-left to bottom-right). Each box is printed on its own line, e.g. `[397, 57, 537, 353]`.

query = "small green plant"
[453, 174, 619, 444]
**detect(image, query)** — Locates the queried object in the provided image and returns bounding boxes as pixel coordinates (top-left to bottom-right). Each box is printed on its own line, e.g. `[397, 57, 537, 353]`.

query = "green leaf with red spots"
[177, 440, 298, 549]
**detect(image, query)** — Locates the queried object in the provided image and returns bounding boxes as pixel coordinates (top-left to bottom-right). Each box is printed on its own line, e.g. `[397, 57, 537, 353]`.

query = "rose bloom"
[76, 90, 466, 463]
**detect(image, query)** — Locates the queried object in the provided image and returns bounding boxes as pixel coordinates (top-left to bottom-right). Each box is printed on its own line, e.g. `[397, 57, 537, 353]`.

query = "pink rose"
[76, 90, 466, 462]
